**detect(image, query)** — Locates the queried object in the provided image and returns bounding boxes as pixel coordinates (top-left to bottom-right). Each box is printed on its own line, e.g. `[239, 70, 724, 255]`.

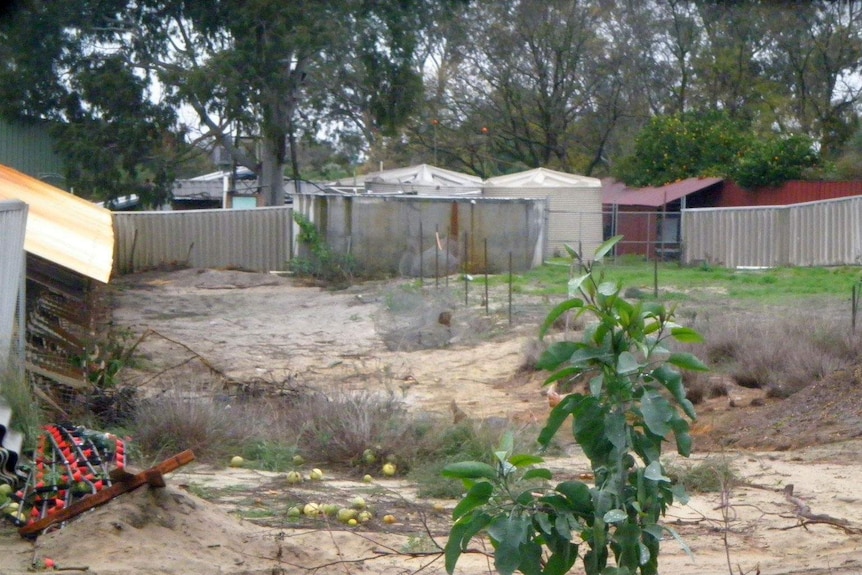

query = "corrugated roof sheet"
[0, 164, 114, 283]
[485, 167, 602, 188]
[602, 177, 723, 207]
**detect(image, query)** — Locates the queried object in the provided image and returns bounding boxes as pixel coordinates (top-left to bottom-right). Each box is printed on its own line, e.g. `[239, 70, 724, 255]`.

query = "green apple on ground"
[382, 463, 396, 477]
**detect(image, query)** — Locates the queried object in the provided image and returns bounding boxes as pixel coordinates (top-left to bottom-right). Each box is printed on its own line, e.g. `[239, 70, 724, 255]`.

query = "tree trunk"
[259, 136, 285, 206]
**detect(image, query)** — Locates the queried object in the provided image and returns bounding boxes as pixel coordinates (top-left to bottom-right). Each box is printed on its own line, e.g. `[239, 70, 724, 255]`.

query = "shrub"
[688, 312, 862, 398]
[0, 365, 42, 450]
[289, 212, 358, 286]
[130, 391, 255, 463]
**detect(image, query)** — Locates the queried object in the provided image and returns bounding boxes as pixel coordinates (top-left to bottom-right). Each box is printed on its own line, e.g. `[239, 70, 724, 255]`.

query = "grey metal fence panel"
[293, 194, 548, 274]
[114, 206, 293, 274]
[684, 195, 862, 268]
[0, 200, 27, 369]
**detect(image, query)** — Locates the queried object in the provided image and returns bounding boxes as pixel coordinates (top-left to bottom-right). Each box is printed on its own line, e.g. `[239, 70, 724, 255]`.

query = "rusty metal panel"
[113, 206, 293, 274]
[0, 201, 27, 367]
[0, 165, 114, 283]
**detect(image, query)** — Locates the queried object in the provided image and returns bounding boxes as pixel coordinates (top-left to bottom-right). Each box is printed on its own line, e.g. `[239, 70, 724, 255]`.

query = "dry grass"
[684, 311, 862, 399]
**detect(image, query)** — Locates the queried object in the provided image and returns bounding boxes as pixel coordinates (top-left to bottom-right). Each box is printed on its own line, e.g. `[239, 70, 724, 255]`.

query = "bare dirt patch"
[4, 268, 862, 575]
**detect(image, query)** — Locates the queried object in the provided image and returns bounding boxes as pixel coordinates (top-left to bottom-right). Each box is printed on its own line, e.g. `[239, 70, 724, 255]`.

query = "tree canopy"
[1, 0, 861, 203]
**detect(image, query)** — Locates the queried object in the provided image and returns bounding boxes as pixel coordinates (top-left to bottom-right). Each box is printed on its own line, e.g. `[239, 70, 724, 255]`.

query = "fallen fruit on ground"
[337, 507, 357, 523]
[229, 456, 244, 468]
[286, 471, 303, 484]
[286, 506, 301, 518]
[310, 468, 324, 481]
[351, 496, 367, 510]
[383, 514, 396, 524]
[362, 474, 373, 483]
[322, 503, 339, 516]
[362, 449, 376, 464]
[292, 454, 305, 465]
[303, 502, 321, 517]
[357, 510, 373, 523]
[347, 518, 358, 526]
[382, 463, 396, 477]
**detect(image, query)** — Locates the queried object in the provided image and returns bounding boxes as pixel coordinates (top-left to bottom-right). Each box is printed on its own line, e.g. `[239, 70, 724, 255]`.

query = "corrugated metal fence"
[683, 195, 862, 267]
[113, 206, 294, 274]
[0, 200, 27, 370]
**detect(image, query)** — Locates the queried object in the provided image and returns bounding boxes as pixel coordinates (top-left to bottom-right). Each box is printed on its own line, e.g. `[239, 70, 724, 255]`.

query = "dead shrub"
[680, 311, 862, 398]
[131, 391, 256, 463]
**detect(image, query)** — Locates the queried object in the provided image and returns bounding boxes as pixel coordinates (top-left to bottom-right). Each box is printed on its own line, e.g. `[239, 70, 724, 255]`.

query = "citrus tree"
[443, 236, 707, 575]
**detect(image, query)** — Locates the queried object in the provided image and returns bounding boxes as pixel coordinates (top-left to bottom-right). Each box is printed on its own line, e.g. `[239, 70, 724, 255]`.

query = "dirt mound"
[2, 486, 289, 574]
[694, 365, 862, 451]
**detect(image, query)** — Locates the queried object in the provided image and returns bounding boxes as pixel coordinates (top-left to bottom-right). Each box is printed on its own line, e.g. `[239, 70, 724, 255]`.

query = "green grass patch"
[509, 260, 862, 303]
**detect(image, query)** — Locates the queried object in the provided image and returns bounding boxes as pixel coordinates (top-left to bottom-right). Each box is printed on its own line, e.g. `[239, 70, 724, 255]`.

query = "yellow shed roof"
[0, 164, 114, 283]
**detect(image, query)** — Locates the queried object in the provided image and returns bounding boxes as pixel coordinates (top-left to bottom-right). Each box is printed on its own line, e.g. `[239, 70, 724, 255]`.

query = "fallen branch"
[782, 484, 861, 534]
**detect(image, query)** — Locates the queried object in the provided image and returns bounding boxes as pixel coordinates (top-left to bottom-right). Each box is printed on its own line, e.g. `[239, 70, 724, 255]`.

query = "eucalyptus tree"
[762, 0, 862, 159]
[0, 2, 181, 205]
[0, 0, 457, 206]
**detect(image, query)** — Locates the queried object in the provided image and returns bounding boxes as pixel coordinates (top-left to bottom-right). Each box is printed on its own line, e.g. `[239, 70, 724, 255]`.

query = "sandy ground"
[3, 268, 862, 575]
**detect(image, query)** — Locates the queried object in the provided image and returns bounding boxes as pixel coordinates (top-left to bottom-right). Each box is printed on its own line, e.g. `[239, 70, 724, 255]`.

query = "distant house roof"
[0, 164, 114, 283]
[327, 164, 482, 193]
[485, 168, 601, 188]
[602, 177, 723, 207]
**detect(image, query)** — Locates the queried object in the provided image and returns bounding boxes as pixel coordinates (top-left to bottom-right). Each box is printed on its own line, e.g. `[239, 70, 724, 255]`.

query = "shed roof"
[328, 164, 484, 190]
[0, 164, 114, 283]
[364, 164, 482, 187]
[602, 177, 723, 207]
[485, 167, 601, 188]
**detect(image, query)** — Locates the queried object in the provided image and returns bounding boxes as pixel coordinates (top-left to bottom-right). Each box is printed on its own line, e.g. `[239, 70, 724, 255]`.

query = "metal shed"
[483, 168, 603, 259]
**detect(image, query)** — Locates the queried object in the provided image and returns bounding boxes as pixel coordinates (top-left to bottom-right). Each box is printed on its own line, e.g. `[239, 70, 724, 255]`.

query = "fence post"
[419, 220, 424, 286]
[508, 251, 513, 325]
[484, 238, 489, 315]
[435, 224, 439, 288]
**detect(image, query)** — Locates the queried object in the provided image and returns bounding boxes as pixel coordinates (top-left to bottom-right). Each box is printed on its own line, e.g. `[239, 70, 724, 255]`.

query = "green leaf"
[641, 391, 673, 437]
[538, 393, 580, 448]
[605, 411, 628, 450]
[452, 481, 494, 520]
[488, 516, 530, 575]
[442, 461, 498, 481]
[544, 544, 579, 575]
[540, 298, 585, 338]
[669, 327, 703, 344]
[643, 460, 670, 483]
[555, 481, 593, 514]
[667, 352, 709, 372]
[564, 244, 580, 259]
[616, 351, 641, 375]
[543, 366, 582, 388]
[597, 281, 620, 297]
[603, 509, 627, 523]
[445, 512, 492, 574]
[536, 341, 579, 370]
[594, 235, 623, 261]
[509, 453, 544, 468]
[523, 468, 553, 481]
[670, 416, 693, 457]
[535, 512, 554, 535]
[589, 374, 604, 397]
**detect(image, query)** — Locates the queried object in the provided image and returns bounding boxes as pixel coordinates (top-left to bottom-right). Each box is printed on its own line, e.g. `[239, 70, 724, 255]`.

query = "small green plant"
[443, 236, 707, 575]
[289, 212, 358, 286]
[0, 365, 42, 450]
